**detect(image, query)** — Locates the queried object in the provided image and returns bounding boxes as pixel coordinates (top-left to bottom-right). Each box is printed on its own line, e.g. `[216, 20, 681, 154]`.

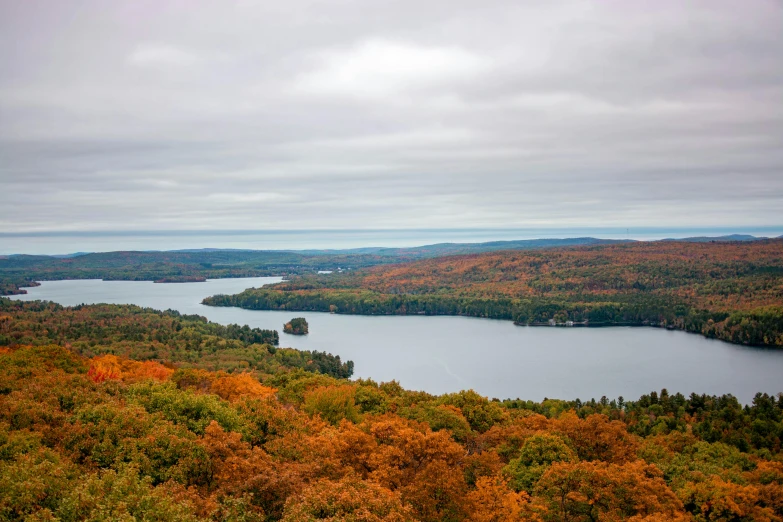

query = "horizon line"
[3, 226, 783, 238]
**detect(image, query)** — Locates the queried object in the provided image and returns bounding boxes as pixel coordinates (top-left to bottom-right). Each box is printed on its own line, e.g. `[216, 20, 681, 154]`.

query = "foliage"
[534, 460, 685, 521]
[437, 390, 508, 433]
[0, 250, 412, 295]
[205, 240, 783, 346]
[283, 317, 309, 335]
[509, 389, 783, 455]
[503, 433, 577, 492]
[281, 476, 415, 521]
[0, 298, 353, 379]
[398, 404, 471, 441]
[1, 300, 783, 520]
[0, 238, 633, 295]
[303, 385, 361, 425]
[464, 476, 538, 522]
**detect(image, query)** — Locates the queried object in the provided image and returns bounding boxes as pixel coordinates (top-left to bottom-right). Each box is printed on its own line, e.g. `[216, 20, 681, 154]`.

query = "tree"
[283, 318, 309, 335]
[465, 475, 542, 522]
[554, 412, 639, 463]
[438, 390, 508, 433]
[535, 460, 684, 521]
[678, 475, 775, 522]
[504, 433, 577, 493]
[281, 476, 415, 522]
[303, 385, 360, 425]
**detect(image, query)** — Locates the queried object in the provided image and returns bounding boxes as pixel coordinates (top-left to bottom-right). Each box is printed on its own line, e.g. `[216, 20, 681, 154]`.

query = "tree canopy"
[204, 240, 783, 347]
[1, 299, 782, 521]
[283, 317, 309, 335]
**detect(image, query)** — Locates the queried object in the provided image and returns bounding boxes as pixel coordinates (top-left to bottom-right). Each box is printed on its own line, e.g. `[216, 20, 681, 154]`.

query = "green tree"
[504, 433, 577, 492]
[283, 318, 309, 335]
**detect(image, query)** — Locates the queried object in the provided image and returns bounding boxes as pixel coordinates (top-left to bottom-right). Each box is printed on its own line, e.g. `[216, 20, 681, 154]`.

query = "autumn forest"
[205, 240, 783, 347]
[5, 0, 783, 517]
[1, 239, 783, 521]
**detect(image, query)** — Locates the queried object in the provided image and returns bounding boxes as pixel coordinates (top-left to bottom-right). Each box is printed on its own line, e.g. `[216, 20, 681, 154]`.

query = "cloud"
[128, 43, 202, 68]
[0, 0, 781, 243]
[295, 39, 486, 98]
[207, 192, 294, 203]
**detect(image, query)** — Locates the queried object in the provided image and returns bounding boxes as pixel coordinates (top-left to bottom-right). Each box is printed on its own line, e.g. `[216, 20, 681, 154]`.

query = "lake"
[10, 277, 783, 403]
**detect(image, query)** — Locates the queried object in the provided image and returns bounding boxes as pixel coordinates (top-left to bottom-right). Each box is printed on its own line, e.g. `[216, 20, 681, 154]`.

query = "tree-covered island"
[283, 317, 309, 335]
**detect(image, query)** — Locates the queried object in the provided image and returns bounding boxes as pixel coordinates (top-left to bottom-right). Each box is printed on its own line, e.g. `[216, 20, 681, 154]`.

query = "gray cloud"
[1, 0, 782, 234]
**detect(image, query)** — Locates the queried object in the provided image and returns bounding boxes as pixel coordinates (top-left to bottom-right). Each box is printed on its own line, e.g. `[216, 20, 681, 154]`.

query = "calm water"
[10, 278, 783, 403]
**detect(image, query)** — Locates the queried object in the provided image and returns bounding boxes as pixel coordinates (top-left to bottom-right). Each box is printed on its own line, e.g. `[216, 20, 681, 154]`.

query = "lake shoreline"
[12, 277, 776, 350]
[202, 297, 775, 349]
[8, 277, 783, 404]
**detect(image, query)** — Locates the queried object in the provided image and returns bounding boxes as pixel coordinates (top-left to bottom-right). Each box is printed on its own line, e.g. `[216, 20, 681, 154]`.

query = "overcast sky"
[1, 0, 782, 234]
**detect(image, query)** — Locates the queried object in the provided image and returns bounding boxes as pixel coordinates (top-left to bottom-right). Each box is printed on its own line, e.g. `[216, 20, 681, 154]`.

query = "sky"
[1, 0, 782, 241]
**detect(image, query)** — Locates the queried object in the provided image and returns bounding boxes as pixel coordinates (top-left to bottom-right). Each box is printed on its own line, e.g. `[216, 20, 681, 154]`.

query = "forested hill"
[1, 259, 783, 520]
[2, 339, 782, 520]
[294, 236, 632, 256]
[0, 298, 353, 378]
[2, 235, 774, 296]
[0, 250, 383, 296]
[0, 237, 633, 297]
[204, 239, 783, 347]
[0, 237, 652, 296]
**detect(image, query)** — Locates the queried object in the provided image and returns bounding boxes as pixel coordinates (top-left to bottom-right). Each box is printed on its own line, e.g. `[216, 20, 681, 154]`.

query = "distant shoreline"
[153, 276, 208, 284]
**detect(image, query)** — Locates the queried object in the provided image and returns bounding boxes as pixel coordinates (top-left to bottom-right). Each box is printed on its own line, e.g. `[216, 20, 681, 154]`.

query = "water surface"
[11, 278, 783, 403]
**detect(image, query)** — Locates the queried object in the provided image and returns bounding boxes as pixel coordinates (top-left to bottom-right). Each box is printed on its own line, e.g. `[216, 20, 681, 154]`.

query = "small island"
[283, 317, 309, 335]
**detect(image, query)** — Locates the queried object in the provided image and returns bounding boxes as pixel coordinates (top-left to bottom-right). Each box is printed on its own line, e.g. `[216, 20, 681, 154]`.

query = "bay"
[10, 277, 783, 403]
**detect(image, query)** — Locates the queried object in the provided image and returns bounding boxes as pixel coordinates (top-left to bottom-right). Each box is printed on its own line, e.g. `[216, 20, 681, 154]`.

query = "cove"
[10, 277, 783, 404]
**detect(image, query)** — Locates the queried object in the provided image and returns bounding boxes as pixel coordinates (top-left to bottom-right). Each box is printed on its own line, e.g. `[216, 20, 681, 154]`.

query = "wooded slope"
[0, 237, 678, 296]
[0, 298, 352, 379]
[205, 240, 783, 346]
[1, 291, 782, 520]
[1, 344, 782, 521]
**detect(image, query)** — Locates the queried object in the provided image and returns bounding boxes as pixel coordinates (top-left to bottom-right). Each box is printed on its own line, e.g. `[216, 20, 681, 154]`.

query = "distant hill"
[4, 235, 782, 296]
[667, 234, 766, 242]
[9, 235, 778, 259]
[50, 252, 92, 258]
[1, 237, 633, 295]
[167, 248, 258, 253]
[294, 237, 633, 257]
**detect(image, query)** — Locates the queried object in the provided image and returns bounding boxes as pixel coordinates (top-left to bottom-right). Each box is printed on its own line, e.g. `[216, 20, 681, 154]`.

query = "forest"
[0, 237, 658, 296]
[1, 314, 782, 520]
[204, 240, 783, 347]
[0, 250, 384, 296]
[2, 240, 782, 520]
[0, 298, 352, 379]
